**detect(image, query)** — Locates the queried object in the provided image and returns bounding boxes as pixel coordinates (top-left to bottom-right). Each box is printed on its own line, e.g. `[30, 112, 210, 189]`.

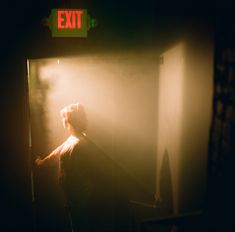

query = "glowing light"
[57, 59, 60, 65]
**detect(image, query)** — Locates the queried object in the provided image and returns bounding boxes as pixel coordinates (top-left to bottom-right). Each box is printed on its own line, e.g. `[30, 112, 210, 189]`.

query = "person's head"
[60, 103, 87, 135]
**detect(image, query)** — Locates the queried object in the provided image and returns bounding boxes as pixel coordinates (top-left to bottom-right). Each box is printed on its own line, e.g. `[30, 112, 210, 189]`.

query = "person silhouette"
[35, 102, 131, 232]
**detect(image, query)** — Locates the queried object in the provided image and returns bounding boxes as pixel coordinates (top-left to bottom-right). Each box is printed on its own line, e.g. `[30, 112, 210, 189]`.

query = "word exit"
[58, 10, 83, 29]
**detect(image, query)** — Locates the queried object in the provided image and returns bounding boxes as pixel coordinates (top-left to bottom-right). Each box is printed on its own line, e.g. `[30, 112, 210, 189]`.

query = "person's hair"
[60, 103, 88, 133]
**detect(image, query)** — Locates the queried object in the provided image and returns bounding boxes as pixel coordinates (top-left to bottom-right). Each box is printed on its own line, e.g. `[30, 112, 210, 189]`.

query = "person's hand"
[35, 158, 44, 166]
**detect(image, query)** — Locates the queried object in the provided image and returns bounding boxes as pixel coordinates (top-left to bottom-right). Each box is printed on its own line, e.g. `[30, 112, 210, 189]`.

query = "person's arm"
[35, 142, 65, 166]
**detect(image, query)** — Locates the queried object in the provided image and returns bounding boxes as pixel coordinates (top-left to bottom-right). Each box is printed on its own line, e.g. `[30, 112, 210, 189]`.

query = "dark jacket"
[59, 136, 131, 232]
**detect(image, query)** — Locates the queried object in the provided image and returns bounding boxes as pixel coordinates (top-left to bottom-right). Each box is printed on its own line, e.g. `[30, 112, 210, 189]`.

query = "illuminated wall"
[156, 42, 185, 214]
[156, 32, 213, 215]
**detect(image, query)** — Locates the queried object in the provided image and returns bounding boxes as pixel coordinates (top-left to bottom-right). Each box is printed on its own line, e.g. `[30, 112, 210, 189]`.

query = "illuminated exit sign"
[46, 8, 96, 37]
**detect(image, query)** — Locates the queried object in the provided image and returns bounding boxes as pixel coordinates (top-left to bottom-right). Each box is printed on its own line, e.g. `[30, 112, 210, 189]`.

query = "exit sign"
[46, 8, 96, 37]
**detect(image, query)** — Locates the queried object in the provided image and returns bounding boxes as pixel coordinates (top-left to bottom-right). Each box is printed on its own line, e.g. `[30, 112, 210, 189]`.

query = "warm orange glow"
[28, 52, 158, 172]
[28, 41, 213, 217]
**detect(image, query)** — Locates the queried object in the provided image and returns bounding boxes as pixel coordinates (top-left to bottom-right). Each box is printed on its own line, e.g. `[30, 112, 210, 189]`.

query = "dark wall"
[207, 1, 235, 230]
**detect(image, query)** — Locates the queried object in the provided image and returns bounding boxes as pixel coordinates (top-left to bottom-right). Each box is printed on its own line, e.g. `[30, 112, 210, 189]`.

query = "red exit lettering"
[58, 10, 83, 29]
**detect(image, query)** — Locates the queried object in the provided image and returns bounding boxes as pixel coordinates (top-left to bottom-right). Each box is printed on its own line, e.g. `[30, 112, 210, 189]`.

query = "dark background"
[1, 0, 235, 231]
